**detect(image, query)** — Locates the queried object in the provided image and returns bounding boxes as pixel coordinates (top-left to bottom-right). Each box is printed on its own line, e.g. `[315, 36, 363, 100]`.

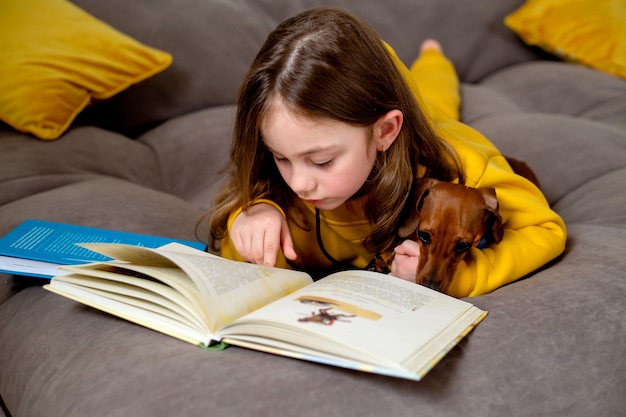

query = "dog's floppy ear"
[398, 178, 438, 238]
[479, 187, 504, 243]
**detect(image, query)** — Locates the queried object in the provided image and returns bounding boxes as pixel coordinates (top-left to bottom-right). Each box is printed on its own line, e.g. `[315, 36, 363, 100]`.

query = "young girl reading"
[207, 7, 566, 298]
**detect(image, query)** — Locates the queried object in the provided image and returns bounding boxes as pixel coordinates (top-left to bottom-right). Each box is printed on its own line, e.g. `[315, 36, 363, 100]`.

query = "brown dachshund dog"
[396, 178, 503, 293]
[387, 157, 539, 294]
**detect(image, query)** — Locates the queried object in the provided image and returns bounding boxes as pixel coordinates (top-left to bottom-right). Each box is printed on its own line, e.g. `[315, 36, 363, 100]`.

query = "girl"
[207, 7, 566, 297]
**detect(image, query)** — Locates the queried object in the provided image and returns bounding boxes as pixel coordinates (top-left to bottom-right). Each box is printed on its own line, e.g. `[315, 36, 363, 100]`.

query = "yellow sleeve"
[443, 127, 567, 297]
[386, 43, 567, 297]
[219, 199, 290, 268]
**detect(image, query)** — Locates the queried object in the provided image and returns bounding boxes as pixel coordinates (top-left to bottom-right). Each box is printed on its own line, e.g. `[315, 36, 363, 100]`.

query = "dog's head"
[398, 178, 503, 293]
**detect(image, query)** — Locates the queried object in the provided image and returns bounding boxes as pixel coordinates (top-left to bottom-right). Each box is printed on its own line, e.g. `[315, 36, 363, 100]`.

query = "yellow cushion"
[505, 0, 626, 79]
[0, 0, 172, 140]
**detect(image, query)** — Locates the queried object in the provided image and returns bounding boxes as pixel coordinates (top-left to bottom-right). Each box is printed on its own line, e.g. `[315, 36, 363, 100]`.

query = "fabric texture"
[0, 0, 172, 140]
[1, 1, 625, 416]
[49, 0, 546, 137]
[505, 0, 626, 79]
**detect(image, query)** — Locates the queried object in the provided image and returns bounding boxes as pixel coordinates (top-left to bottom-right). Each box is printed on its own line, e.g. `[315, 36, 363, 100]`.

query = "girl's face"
[261, 98, 378, 211]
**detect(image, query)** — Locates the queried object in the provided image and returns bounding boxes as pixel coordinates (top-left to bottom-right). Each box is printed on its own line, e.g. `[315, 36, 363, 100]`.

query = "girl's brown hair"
[207, 6, 462, 254]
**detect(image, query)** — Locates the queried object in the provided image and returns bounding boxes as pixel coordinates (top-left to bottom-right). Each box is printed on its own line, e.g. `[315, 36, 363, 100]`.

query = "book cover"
[0, 219, 207, 279]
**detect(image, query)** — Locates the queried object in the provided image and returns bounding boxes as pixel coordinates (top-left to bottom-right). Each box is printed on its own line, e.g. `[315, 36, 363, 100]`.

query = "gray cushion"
[1, 0, 625, 416]
[71, 0, 543, 136]
[1, 223, 624, 416]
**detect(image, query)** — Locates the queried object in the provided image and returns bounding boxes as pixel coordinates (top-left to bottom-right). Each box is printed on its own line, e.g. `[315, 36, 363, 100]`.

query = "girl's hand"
[390, 239, 421, 282]
[230, 203, 297, 266]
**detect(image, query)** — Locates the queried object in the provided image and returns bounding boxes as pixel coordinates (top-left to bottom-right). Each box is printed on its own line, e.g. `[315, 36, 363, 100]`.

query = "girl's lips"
[302, 197, 331, 206]
[306, 198, 343, 211]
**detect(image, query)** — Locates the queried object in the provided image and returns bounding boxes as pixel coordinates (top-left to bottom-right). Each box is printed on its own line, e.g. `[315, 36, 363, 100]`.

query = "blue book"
[0, 219, 207, 279]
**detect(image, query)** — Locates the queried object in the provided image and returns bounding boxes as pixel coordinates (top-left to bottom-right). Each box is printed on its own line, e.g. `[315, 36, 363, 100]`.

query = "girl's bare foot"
[420, 39, 442, 54]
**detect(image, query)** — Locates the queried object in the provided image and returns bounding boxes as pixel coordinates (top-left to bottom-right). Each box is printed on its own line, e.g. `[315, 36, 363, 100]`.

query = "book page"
[78, 243, 314, 331]
[59, 263, 209, 330]
[46, 280, 213, 346]
[220, 270, 484, 377]
[0, 255, 68, 279]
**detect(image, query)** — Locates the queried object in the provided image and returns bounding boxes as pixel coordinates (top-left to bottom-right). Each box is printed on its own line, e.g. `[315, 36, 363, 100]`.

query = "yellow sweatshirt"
[221, 47, 567, 298]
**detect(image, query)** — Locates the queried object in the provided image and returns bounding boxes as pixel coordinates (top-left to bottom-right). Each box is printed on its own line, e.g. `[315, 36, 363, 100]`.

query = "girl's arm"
[444, 127, 567, 297]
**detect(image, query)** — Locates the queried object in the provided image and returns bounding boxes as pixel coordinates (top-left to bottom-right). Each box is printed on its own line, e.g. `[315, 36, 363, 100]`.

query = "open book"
[44, 242, 487, 381]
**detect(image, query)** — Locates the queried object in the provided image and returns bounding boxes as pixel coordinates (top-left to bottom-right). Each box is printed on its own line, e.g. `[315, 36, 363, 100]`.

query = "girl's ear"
[374, 109, 403, 151]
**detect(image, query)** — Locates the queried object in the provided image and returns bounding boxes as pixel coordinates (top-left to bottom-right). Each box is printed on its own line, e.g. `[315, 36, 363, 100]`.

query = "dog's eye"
[454, 242, 472, 254]
[417, 231, 431, 245]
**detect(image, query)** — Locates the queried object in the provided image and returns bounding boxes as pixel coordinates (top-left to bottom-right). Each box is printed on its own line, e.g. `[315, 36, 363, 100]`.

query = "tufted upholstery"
[1, 1, 624, 416]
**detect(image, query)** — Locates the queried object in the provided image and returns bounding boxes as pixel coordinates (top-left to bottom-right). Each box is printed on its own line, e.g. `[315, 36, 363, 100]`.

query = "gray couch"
[1, 0, 624, 416]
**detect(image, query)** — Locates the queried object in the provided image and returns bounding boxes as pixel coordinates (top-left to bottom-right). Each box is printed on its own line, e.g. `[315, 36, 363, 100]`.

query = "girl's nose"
[289, 166, 316, 196]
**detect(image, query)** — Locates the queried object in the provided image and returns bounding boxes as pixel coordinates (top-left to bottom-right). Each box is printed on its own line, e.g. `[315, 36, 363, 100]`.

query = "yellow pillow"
[505, 0, 626, 79]
[0, 0, 172, 140]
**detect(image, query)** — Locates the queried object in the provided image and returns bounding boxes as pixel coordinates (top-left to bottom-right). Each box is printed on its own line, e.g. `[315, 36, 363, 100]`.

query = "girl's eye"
[273, 155, 287, 163]
[314, 159, 333, 168]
